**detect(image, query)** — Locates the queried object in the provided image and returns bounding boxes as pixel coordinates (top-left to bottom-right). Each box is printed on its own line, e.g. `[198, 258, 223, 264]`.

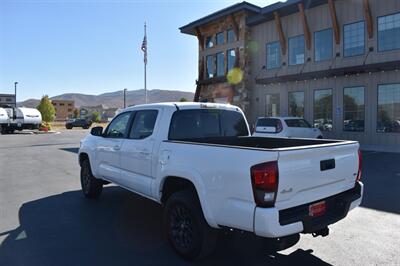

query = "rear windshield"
[285, 119, 311, 128]
[256, 118, 280, 127]
[168, 109, 249, 140]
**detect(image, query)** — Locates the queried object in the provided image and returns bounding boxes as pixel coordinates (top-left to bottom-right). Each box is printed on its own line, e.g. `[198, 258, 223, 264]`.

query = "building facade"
[0, 94, 16, 107]
[52, 100, 75, 121]
[181, 0, 400, 152]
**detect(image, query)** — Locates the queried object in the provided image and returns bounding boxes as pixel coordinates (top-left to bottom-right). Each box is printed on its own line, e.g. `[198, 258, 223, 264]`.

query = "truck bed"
[166, 136, 347, 150]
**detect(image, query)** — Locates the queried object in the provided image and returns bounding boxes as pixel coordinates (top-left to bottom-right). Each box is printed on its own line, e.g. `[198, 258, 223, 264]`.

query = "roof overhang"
[247, 0, 329, 26]
[180, 1, 261, 36]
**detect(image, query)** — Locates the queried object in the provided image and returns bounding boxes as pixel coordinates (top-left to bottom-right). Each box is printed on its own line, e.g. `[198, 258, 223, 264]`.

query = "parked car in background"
[253, 117, 323, 139]
[65, 118, 92, 129]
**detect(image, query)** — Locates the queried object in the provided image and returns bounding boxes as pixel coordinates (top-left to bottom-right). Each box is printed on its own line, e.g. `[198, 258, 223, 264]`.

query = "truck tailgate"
[275, 142, 359, 210]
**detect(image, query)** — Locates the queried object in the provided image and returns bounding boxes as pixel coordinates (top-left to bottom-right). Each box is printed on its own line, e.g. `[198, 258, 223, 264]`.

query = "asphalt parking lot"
[0, 131, 399, 266]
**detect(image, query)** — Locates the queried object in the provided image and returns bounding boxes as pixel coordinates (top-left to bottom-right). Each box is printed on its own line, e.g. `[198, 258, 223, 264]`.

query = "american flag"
[141, 29, 147, 64]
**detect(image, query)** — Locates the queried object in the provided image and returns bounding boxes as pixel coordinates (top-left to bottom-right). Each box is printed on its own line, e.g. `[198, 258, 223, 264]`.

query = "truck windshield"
[168, 109, 249, 140]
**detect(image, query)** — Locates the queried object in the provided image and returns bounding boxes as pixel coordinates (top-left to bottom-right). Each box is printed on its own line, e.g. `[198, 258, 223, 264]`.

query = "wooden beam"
[199, 57, 204, 80]
[195, 27, 204, 51]
[328, 0, 340, 45]
[194, 57, 204, 102]
[363, 0, 373, 39]
[298, 3, 311, 50]
[274, 11, 286, 55]
[228, 14, 240, 41]
[234, 48, 240, 68]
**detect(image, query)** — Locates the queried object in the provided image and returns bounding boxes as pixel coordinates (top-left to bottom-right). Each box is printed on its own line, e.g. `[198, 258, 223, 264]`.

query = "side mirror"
[90, 126, 103, 137]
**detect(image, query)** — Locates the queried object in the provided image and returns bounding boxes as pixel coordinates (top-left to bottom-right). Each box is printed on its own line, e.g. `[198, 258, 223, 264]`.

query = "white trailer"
[0, 108, 10, 134]
[0, 106, 42, 134]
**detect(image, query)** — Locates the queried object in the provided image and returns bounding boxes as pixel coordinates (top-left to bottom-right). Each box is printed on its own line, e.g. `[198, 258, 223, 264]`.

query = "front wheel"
[80, 159, 103, 199]
[163, 189, 217, 260]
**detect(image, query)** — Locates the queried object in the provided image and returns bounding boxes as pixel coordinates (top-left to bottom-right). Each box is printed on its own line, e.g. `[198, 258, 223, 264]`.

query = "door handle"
[139, 150, 150, 156]
[113, 145, 121, 151]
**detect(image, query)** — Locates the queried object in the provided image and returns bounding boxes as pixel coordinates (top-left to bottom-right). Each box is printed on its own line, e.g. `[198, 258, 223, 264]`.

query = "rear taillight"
[276, 120, 283, 133]
[356, 149, 362, 182]
[250, 161, 279, 207]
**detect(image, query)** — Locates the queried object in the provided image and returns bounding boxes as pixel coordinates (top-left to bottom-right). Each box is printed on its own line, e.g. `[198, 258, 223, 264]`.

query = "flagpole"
[144, 22, 147, 104]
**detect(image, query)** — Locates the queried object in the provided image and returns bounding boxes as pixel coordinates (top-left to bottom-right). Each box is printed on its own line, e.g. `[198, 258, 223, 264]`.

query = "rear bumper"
[254, 182, 363, 238]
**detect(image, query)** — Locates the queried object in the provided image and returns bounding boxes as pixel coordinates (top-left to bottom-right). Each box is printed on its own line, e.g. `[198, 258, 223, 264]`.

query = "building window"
[288, 91, 305, 117]
[216, 32, 224, 45]
[206, 55, 214, 78]
[216, 52, 225, 77]
[265, 93, 280, 117]
[227, 49, 236, 71]
[288, 35, 305, 65]
[68, 103, 72, 106]
[68, 108, 73, 112]
[343, 87, 365, 132]
[378, 12, 400, 52]
[206, 36, 214, 48]
[314, 28, 333, 61]
[227, 29, 236, 43]
[60, 103, 65, 106]
[314, 89, 333, 131]
[266, 42, 281, 69]
[344, 21, 365, 57]
[6, 98, 12, 102]
[377, 84, 400, 133]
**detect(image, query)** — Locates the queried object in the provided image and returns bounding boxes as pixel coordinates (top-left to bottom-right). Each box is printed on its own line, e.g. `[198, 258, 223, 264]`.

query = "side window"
[129, 110, 158, 139]
[104, 112, 132, 138]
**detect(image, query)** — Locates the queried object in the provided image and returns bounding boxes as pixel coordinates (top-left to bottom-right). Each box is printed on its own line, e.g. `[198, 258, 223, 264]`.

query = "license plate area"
[309, 201, 326, 217]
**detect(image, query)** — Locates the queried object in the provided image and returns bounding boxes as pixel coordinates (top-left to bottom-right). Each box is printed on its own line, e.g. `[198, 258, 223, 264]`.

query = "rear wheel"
[80, 159, 103, 199]
[317, 135, 323, 139]
[164, 189, 217, 260]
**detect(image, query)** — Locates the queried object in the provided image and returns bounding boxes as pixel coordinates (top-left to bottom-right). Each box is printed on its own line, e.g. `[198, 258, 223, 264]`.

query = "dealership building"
[180, 0, 400, 152]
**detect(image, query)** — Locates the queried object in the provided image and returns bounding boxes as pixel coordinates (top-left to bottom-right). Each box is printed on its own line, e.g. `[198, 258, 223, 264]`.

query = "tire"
[164, 189, 217, 260]
[83, 125, 89, 129]
[317, 135, 323, 139]
[80, 159, 103, 199]
[66, 126, 72, 129]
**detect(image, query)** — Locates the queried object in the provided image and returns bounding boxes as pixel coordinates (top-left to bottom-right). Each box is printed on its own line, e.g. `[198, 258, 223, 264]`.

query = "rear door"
[119, 109, 159, 196]
[275, 142, 359, 210]
[285, 119, 315, 138]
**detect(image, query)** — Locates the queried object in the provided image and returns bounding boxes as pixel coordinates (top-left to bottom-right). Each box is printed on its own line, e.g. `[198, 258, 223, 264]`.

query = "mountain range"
[17, 89, 194, 109]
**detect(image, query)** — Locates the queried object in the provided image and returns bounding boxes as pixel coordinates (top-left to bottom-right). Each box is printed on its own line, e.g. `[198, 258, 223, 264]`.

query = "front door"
[119, 109, 159, 196]
[95, 111, 132, 182]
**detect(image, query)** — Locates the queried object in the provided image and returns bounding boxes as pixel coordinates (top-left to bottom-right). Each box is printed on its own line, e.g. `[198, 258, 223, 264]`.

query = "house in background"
[52, 100, 75, 121]
[180, 0, 400, 152]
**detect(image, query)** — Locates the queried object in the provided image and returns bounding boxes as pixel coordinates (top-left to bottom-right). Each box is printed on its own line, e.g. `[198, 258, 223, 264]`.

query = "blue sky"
[0, 0, 279, 101]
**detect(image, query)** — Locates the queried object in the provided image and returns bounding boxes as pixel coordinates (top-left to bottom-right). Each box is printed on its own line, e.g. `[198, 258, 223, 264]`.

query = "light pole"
[14, 82, 18, 107]
[123, 88, 127, 108]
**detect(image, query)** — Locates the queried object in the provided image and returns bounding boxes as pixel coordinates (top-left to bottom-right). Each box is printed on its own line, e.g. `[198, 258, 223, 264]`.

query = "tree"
[73, 108, 79, 118]
[179, 97, 188, 102]
[37, 95, 55, 123]
[91, 111, 101, 123]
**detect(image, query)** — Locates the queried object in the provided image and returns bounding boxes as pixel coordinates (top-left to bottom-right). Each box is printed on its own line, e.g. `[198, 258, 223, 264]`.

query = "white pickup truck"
[78, 102, 363, 260]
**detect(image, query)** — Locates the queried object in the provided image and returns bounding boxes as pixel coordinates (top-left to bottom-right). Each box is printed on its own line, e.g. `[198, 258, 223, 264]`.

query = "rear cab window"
[285, 119, 311, 128]
[168, 109, 249, 140]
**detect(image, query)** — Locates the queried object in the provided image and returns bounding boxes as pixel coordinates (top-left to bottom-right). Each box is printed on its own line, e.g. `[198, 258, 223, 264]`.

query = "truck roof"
[124, 102, 241, 112]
